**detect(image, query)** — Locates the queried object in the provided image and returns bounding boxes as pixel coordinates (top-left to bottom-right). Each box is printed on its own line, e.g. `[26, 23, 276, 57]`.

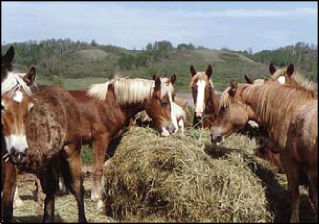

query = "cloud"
[1, 2, 317, 51]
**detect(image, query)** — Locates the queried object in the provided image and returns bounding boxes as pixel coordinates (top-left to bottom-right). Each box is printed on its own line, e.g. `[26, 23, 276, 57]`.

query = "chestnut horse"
[68, 75, 176, 207]
[1, 68, 87, 223]
[189, 64, 220, 128]
[132, 96, 191, 134]
[211, 79, 318, 222]
[245, 63, 317, 174]
[1, 46, 19, 223]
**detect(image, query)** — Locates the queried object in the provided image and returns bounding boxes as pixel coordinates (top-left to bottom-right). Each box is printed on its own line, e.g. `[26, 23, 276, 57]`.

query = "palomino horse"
[68, 75, 177, 207]
[1, 67, 87, 223]
[1, 46, 19, 223]
[189, 64, 220, 128]
[211, 79, 318, 222]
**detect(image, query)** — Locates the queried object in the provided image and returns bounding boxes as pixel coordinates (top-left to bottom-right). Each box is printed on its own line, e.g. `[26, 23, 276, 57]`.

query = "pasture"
[12, 128, 316, 223]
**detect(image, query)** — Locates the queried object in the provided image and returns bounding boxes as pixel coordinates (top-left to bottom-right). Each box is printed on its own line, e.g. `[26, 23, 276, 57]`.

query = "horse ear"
[244, 75, 253, 84]
[154, 75, 161, 91]
[23, 66, 36, 86]
[2, 46, 15, 63]
[190, 65, 197, 77]
[170, 74, 176, 85]
[269, 63, 276, 75]
[287, 63, 294, 77]
[205, 64, 213, 78]
[229, 79, 238, 96]
[153, 75, 159, 81]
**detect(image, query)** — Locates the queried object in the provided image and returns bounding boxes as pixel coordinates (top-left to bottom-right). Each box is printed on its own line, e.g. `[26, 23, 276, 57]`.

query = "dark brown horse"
[68, 75, 177, 207]
[1, 46, 18, 223]
[1, 68, 87, 223]
[211, 79, 318, 222]
[189, 64, 220, 128]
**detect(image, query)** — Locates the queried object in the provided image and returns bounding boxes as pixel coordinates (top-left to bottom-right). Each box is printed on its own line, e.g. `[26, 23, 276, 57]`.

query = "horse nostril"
[216, 136, 223, 142]
[16, 152, 25, 163]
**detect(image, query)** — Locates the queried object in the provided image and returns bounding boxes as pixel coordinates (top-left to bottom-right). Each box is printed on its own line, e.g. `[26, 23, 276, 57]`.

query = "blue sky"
[1, 1, 318, 52]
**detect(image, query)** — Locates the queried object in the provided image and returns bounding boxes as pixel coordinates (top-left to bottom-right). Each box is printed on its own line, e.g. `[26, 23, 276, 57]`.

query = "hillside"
[2, 40, 317, 92]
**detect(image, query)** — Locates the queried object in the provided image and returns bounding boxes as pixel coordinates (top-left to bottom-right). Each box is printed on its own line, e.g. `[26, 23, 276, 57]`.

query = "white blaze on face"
[4, 134, 28, 155]
[195, 80, 206, 117]
[13, 91, 23, 103]
[277, 76, 286, 84]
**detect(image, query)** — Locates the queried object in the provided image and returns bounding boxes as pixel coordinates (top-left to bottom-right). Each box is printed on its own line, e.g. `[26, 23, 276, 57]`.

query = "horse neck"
[242, 84, 316, 148]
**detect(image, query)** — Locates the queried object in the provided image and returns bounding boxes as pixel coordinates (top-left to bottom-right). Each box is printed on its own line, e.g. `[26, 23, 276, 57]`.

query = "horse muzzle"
[9, 148, 27, 164]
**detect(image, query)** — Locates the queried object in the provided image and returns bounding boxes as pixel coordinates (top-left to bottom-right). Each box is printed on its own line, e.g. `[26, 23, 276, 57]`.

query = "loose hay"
[103, 127, 273, 222]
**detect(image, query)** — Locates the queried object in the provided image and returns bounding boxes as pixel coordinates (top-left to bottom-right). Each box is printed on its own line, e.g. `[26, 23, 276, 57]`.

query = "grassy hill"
[2, 40, 317, 92]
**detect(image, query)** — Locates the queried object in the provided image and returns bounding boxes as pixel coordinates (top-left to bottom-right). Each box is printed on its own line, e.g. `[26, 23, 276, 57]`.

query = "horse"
[244, 63, 317, 174]
[210, 79, 318, 222]
[189, 64, 220, 128]
[1, 46, 19, 223]
[68, 74, 177, 207]
[132, 96, 191, 134]
[1, 67, 87, 223]
[170, 96, 191, 134]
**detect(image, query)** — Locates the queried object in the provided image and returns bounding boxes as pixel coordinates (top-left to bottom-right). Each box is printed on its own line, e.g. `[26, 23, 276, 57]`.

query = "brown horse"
[211, 79, 318, 222]
[68, 75, 176, 207]
[1, 46, 19, 223]
[1, 68, 87, 223]
[245, 63, 317, 174]
[190, 64, 220, 128]
[132, 96, 191, 134]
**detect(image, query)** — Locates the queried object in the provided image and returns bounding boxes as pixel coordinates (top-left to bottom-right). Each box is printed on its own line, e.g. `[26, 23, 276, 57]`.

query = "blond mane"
[219, 86, 231, 110]
[244, 81, 317, 124]
[1, 72, 33, 96]
[87, 77, 175, 105]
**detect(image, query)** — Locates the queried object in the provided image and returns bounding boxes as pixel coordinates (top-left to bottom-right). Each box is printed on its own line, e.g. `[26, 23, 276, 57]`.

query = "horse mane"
[87, 77, 174, 104]
[87, 81, 111, 101]
[1, 72, 33, 96]
[218, 86, 232, 111]
[189, 72, 214, 88]
[244, 81, 317, 124]
[272, 67, 317, 92]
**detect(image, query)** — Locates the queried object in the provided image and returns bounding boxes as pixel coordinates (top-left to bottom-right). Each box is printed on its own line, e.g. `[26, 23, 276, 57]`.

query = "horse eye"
[161, 102, 168, 107]
[28, 103, 35, 112]
[1, 104, 5, 111]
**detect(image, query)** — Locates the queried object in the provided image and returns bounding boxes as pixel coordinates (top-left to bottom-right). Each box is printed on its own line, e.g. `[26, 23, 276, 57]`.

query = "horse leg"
[1, 161, 17, 223]
[39, 169, 58, 223]
[91, 134, 109, 207]
[62, 144, 87, 223]
[33, 175, 45, 215]
[179, 119, 184, 135]
[282, 153, 300, 223]
[308, 171, 318, 219]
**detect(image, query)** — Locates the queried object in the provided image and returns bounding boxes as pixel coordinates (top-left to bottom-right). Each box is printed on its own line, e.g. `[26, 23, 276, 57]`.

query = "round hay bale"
[103, 127, 275, 222]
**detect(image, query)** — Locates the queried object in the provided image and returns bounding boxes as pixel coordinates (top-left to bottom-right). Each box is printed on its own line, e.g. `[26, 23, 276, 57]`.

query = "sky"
[1, 1, 318, 52]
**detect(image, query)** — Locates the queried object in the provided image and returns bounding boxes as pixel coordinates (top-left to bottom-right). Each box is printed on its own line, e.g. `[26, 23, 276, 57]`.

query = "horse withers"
[1, 67, 87, 223]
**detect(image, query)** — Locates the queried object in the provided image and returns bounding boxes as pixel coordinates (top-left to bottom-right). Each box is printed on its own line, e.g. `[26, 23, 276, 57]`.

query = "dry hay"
[103, 127, 283, 222]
